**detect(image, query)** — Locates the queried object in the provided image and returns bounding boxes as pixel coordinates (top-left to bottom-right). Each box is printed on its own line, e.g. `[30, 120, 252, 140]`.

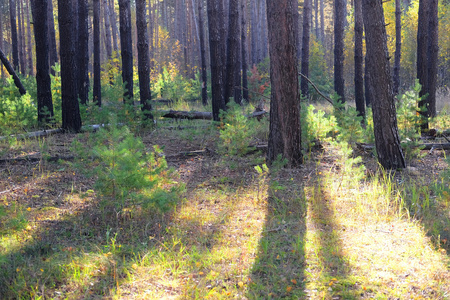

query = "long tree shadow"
[248, 172, 307, 299]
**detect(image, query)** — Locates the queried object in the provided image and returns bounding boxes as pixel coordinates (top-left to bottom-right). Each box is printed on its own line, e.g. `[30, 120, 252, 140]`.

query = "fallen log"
[0, 128, 63, 141]
[0, 155, 75, 165]
[160, 110, 268, 120]
[356, 142, 450, 151]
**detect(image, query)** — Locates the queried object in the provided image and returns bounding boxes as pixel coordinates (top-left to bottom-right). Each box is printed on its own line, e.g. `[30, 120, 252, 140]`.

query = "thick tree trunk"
[9, 0, 19, 71]
[301, 0, 311, 98]
[78, 0, 89, 105]
[198, 0, 208, 106]
[58, 0, 82, 132]
[25, 0, 33, 76]
[207, 0, 227, 121]
[119, 0, 134, 103]
[241, 0, 249, 102]
[224, 0, 241, 104]
[362, 0, 405, 169]
[31, 0, 54, 125]
[417, 0, 429, 130]
[334, 0, 346, 103]
[427, 0, 438, 118]
[393, 0, 402, 95]
[266, 0, 302, 167]
[136, 0, 153, 119]
[93, 0, 102, 106]
[47, 0, 58, 73]
[0, 47, 26, 95]
[354, 0, 365, 118]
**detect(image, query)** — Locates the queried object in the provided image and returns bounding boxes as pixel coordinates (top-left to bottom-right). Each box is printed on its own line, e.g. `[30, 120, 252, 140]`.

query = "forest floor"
[1, 117, 450, 299]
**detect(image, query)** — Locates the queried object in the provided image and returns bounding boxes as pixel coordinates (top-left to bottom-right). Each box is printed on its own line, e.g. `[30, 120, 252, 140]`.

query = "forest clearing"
[1, 0, 450, 298]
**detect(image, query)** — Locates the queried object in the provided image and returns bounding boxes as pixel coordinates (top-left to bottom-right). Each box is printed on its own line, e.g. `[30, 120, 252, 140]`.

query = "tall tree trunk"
[9, 0, 19, 71]
[136, 0, 152, 118]
[78, 0, 90, 105]
[58, 0, 82, 132]
[320, 0, 324, 43]
[198, 0, 208, 106]
[48, 0, 58, 73]
[393, 0, 402, 95]
[206, 0, 226, 121]
[93, 0, 102, 106]
[103, 0, 113, 60]
[314, 0, 319, 38]
[109, 0, 119, 53]
[241, 0, 248, 102]
[148, 0, 154, 69]
[362, 0, 405, 169]
[416, 0, 429, 130]
[0, 0, 4, 81]
[18, 0, 26, 74]
[259, 0, 267, 60]
[250, 0, 257, 65]
[354, 0, 364, 118]
[25, 0, 33, 76]
[266, 0, 302, 167]
[427, 0, 438, 118]
[364, 55, 372, 107]
[301, 0, 311, 98]
[31, 0, 53, 124]
[118, 0, 134, 103]
[224, 0, 241, 104]
[334, 0, 346, 103]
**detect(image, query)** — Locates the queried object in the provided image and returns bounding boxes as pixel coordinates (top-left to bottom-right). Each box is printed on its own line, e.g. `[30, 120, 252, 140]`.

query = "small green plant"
[72, 116, 183, 212]
[254, 163, 269, 201]
[218, 102, 256, 156]
[302, 103, 337, 151]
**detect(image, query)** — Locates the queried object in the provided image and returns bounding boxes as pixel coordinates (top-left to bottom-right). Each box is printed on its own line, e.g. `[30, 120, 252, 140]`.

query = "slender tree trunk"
[224, 0, 241, 104]
[0, 1, 4, 81]
[48, 0, 58, 73]
[18, 0, 26, 74]
[9, 0, 19, 71]
[118, 0, 134, 103]
[250, 0, 257, 65]
[364, 55, 372, 107]
[417, 0, 429, 130]
[148, 0, 154, 69]
[334, 0, 346, 103]
[354, 0, 365, 118]
[93, 0, 102, 106]
[25, 0, 33, 76]
[266, 0, 302, 167]
[136, 0, 152, 118]
[301, 0, 311, 98]
[198, 0, 208, 106]
[78, 0, 90, 105]
[362, 0, 405, 169]
[109, 0, 119, 53]
[103, 0, 113, 60]
[314, 0, 319, 38]
[58, 0, 82, 132]
[393, 0, 402, 95]
[31, 0, 53, 124]
[241, 0, 248, 102]
[427, 0, 438, 118]
[320, 0, 324, 43]
[0, 48, 26, 94]
[207, 0, 226, 121]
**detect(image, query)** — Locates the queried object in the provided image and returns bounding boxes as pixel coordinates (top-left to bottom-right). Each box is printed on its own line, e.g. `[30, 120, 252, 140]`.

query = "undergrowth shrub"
[72, 117, 184, 213]
[218, 102, 259, 156]
[301, 103, 337, 151]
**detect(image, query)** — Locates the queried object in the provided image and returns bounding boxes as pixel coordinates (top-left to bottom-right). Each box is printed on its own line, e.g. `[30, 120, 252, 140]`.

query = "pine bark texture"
[207, 0, 226, 121]
[416, 0, 429, 128]
[9, 0, 19, 71]
[393, 0, 402, 95]
[58, 0, 82, 132]
[266, 0, 302, 167]
[78, 0, 89, 105]
[119, 0, 134, 103]
[224, 0, 241, 104]
[136, 0, 152, 118]
[301, 0, 311, 98]
[362, 0, 405, 169]
[93, 0, 101, 105]
[427, 0, 438, 118]
[334, 0, 346, 102]
[354, 0, 365, 117]
[31, 0, 54, 124]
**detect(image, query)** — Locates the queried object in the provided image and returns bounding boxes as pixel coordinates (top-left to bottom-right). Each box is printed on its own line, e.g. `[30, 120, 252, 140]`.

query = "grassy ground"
[1, 114, 450, 299]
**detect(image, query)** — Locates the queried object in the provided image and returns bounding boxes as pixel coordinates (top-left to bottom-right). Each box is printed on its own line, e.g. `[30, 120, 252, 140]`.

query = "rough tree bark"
[427, 0, 438, 118]
[207, 0, 226, 121]
[354, 0, 365, 118]
[266, 0, 302, 167]
[136, 0, 153, 119]
[93, 0, 101, 106]
[334, 0, 346, 103]
[31, 0, 54, 124]
[58, 0, 82, 132]
[119, 0, 134, 103]
[224, 0, 241, 104]
[198, 0, 208, 106]
[78, 0, 89, 105]
[416, 0, 429, 130]
[393, 0, 402, 95]
[48, 0, 58, 73]
[362, 0, 405, 169]
[301, 0, 311, 98]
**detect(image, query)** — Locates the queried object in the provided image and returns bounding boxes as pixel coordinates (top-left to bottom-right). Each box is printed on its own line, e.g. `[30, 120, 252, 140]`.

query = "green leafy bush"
[72, 117, 184, 212]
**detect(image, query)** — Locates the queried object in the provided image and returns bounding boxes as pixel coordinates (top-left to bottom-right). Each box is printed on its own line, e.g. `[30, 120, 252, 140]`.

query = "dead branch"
[160, 110, 267, 120]
[298, 72, 335, 106]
